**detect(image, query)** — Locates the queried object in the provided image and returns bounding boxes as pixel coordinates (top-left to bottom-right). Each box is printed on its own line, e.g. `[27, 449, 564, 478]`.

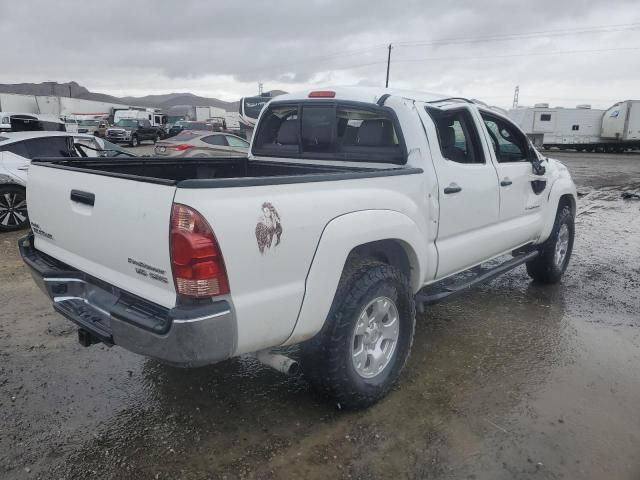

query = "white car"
[0, 132, 133, 231]
[21, 87, 577, 409]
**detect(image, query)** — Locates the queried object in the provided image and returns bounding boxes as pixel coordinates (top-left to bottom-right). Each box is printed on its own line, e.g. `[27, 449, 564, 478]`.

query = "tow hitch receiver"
[78, 328, 100, 347]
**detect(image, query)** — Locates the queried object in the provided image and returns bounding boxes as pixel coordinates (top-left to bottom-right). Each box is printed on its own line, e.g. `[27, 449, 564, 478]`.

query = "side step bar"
[415, 251, 538, 308]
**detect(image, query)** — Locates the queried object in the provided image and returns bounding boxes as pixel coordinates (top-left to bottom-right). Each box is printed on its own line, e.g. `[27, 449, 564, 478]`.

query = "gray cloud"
[1, 0, 639, 107]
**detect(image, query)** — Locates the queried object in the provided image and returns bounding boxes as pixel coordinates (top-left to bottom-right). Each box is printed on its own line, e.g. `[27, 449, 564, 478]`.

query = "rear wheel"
[526, 205, 574, 284]
[301, 258, 416, 409]
[0, 185, 29, 232]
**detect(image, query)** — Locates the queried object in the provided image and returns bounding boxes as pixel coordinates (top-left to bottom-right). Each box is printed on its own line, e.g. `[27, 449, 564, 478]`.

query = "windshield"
[78, 120, 100, 126]
[174, 121, 188, 127]
[100, 139, 134, 157]
[243, 96, 270, 120]
[114, 119, 138, 128]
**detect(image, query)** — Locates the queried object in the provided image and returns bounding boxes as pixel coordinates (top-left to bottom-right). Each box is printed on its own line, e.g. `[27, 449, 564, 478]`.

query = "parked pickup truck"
[106, 118, 162, 147]
[21, 87, 577, 409]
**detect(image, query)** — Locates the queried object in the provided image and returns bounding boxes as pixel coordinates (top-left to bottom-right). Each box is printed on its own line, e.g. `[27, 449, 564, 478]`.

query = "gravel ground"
[1, 151, 639, 479]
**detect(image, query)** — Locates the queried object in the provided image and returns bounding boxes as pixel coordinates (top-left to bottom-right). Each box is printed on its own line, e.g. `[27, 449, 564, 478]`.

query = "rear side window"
[252, 101, 406, 164]
[171, 132, 200, 141]
[225, 135, 249, 148]
[25, 137, 74, 158]
[427, 107, 484, 164]
[201, 135, 227, 146]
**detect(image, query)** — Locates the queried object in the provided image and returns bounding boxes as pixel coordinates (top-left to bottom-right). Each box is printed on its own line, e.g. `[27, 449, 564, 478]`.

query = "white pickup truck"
[20, 87, 576, 409]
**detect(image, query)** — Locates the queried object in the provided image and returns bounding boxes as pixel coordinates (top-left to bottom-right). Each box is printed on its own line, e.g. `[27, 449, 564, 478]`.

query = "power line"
[334, 46, 640, 71]
[394, 22, 640, 47]
[233, 22, 640, 76]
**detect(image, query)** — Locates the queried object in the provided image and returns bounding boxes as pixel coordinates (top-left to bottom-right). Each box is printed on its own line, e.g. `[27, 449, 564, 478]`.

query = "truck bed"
[33, 157, 419, 188]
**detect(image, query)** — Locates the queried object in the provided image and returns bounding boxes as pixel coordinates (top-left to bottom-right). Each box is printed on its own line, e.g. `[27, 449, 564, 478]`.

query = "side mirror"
[529, 145, 546, 175]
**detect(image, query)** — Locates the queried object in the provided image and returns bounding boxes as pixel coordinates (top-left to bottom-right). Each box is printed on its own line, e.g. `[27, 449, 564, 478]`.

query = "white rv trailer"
[508, 104, 604, 150]
[509, 101, 640, 152]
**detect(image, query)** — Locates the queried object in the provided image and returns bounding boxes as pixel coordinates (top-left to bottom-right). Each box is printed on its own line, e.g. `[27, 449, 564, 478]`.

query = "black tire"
[526, 205, 574, 284]
[0, 185, 29, 232]
[129, 135, 139, 147]
[301, 258, 416, 410]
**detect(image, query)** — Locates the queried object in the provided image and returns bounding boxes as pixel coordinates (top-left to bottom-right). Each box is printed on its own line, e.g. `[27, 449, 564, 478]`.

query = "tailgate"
[27, 164, 178, 308]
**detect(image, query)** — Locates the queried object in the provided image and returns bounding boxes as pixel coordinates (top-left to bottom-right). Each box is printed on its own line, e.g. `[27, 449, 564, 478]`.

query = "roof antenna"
[385, 43, 392, 88]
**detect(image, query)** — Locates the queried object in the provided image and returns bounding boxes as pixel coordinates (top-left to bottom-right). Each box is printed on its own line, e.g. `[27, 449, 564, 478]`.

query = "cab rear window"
[252, 101, 406, 164]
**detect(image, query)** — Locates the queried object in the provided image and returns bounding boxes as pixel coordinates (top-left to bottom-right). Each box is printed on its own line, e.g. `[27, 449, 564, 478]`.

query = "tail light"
[169, 144, 194, 151]
[170, 204, 229, 297]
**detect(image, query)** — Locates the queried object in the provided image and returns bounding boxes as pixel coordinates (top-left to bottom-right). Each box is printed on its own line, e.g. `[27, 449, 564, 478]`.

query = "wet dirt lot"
[1, 151, 639, 479]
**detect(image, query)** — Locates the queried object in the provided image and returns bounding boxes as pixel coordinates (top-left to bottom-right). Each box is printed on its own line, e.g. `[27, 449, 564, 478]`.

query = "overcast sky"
[2, 1, 639, 108]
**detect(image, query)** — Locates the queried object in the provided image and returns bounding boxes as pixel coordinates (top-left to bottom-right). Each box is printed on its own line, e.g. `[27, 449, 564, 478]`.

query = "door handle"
[500, 178, 513, 187]
[70, 190, 95, 206]
[443, 183, 462, 194]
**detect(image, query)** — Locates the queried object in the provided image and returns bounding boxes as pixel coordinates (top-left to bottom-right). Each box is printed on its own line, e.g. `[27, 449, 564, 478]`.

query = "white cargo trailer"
[0, 93, 39, 113]
[601, 100, 640, 142]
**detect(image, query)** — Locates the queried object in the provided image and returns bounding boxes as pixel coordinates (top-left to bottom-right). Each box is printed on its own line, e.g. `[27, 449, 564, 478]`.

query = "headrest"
[357, 119, 394, 146]
[277, 120, 298, 145]
[439, 122, 456, 149]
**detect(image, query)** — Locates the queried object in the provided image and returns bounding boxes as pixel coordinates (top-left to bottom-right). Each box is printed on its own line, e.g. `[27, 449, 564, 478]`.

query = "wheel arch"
[538, 177, 577, 243]
[282, 209, 430, 346]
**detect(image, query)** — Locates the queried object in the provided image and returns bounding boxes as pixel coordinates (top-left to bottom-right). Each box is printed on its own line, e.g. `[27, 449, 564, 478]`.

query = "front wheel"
[301, 259, 416, 410]
[0, 185, 29, 232]
[129, 135, 139, 147]
[526, 205, 574, 284]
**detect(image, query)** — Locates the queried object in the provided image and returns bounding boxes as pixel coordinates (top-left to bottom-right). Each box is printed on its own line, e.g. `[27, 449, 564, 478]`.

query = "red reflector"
[170, 204, 230, 298]
[169, 144, 194, 151]
[308, 90, 335, 98]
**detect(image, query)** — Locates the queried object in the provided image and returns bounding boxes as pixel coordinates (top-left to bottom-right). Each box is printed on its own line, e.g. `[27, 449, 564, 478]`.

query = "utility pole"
[512, 85, 519, 109]
[385, 43, 392, 88]
[258, 82, 263, 96]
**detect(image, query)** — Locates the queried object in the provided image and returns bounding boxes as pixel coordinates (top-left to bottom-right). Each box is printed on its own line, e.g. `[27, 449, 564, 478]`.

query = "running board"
[415, 251, 539, 308]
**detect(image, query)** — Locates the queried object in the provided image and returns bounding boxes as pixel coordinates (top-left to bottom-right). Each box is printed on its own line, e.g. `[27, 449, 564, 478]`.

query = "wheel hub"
[351, 296, 400, 379]
[554, 224, 570, 267]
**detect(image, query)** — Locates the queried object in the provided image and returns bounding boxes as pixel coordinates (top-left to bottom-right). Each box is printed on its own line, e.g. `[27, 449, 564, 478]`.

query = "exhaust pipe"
[255, 350, 300, 375]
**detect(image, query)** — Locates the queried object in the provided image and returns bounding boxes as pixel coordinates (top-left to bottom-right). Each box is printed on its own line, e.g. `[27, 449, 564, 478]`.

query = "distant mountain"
[0, 81, 254, 112]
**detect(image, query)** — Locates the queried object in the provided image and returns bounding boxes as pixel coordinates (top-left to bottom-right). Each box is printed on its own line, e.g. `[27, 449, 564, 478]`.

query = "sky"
[1, 0, 639, 109]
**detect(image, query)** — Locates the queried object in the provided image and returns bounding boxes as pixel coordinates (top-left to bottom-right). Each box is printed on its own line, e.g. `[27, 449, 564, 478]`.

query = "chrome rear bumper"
[19, 234, 237, 367]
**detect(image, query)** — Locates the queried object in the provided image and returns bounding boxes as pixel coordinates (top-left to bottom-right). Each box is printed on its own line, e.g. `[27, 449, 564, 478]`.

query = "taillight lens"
[169, 144, 194, 151]
[170, 204, 230, 297]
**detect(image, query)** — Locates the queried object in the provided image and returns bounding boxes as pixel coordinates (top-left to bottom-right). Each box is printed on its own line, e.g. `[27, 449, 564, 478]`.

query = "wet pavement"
[1, 151, 639, 479]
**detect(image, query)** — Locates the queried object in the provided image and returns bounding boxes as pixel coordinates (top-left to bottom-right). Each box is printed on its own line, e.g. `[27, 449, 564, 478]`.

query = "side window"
[3, 141, 30, 159]
[25, 137, 73, 158]
[428, 108, 484, 164]
[540, 114, 552, 121]
[202, 135, 228, 146]
[141, 120, 151, 128]
[225, 135, 249, 148]
[481, 114, 528, 162]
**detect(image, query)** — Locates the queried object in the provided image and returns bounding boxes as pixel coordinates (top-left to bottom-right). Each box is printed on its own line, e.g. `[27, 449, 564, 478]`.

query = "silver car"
[154, 131, 249, 157]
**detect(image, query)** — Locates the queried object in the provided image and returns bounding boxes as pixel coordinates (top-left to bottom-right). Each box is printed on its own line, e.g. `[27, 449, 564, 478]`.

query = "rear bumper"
[19, 234, 237, 367]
